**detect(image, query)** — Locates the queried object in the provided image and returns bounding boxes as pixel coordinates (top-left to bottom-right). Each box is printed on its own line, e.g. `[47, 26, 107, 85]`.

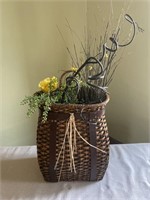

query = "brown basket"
[37, 94, 110, 182]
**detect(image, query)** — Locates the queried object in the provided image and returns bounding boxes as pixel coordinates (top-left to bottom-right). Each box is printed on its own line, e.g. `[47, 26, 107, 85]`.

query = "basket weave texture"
[37, 95, 110, 182]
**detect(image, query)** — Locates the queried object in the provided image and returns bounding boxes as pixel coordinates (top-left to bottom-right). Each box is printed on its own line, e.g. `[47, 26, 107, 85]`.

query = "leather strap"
[39, 109, 105, 122]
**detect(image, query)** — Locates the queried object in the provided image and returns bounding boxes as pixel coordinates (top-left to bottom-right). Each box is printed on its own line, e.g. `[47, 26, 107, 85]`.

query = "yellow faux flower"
[49, 76, 58, 92]
[104, 53, 109, 58]
[38, 77, 50, 92]
[88, 66, 93, 71]
[38, 76, 58, 92]
[71, 67, 78, 72]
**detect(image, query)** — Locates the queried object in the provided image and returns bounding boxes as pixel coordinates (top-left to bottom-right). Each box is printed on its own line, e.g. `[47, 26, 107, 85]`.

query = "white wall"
[1, 0, 87, 146]
[87, 0, 150, 143]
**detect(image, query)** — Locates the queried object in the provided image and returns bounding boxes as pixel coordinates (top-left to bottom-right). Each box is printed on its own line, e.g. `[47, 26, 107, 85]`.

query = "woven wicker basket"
[37, 94, 110, 182]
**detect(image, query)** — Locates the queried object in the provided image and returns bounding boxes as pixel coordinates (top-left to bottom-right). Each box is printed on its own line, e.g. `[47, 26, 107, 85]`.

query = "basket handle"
[59, 70, 75, 89]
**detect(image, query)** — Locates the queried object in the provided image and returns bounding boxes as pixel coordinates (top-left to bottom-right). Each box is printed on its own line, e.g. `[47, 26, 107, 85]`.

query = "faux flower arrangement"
[21, 14, 143, 122]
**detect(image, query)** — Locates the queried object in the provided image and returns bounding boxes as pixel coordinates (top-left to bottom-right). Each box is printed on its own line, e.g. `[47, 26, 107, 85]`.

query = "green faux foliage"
[21, 91, 63, 122]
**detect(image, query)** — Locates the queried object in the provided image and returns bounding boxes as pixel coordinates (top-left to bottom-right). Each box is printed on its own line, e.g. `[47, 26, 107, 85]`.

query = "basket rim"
[50, 94, 110, 109]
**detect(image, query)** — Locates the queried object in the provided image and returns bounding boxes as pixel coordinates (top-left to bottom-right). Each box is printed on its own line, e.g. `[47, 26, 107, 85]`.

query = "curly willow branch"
[61, 14, 143, 103]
